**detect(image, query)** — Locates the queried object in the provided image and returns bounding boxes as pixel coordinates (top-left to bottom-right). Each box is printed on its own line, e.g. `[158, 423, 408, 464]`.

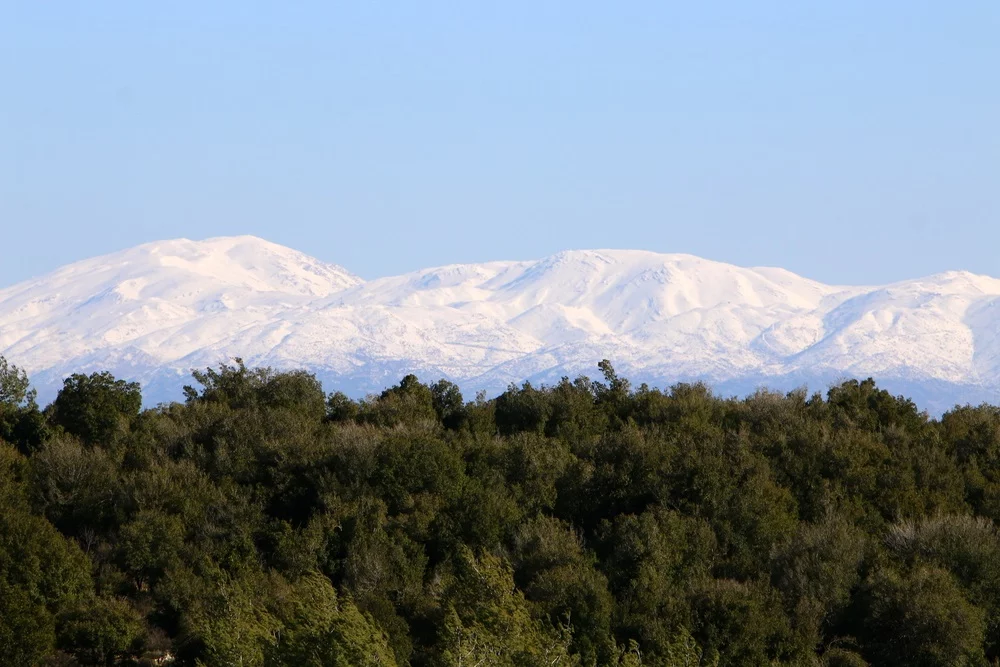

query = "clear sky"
[2, 2, 998, 287]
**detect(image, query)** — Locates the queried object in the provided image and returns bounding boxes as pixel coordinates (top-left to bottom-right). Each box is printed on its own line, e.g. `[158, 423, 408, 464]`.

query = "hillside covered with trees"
[4, 355, 1000, 666]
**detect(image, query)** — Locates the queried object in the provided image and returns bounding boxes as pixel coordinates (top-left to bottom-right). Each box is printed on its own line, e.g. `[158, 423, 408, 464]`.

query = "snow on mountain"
[0, 236, 361, 393]
[2, 236, 1000, 412]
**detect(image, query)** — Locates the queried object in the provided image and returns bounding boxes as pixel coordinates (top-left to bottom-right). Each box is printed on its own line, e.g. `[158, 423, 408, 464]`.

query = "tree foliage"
[49, 372, 141, 447]
[3, 354, 1000, 665]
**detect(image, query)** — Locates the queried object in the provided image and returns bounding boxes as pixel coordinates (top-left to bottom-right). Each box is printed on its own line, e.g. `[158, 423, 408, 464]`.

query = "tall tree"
[49, 372, 141, 447]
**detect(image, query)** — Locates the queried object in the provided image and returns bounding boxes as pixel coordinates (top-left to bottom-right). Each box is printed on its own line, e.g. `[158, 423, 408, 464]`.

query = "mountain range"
[2, 235, 999, 412]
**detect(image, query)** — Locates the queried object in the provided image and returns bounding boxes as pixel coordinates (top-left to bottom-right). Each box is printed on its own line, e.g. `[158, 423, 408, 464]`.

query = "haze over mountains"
[2, 235, 999, 412]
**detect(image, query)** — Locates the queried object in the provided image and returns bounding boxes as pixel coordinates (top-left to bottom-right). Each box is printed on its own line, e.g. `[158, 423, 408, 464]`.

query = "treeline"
[3, 356, 1000, 665]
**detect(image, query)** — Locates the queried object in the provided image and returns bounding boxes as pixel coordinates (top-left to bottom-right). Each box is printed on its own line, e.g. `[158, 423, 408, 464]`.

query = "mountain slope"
[0, 236, 362, 394]
[2, 236, 999, 411]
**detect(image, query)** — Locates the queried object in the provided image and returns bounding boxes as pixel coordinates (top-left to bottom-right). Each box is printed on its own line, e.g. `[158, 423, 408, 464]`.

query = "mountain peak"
[51, 235, 363, 298]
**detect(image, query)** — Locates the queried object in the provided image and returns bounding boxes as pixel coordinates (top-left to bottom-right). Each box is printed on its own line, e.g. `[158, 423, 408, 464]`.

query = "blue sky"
[2, 2, 997, 287]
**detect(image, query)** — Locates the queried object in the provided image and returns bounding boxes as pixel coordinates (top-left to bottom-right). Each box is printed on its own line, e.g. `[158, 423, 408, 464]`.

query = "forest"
[3, 355, 1000, 666]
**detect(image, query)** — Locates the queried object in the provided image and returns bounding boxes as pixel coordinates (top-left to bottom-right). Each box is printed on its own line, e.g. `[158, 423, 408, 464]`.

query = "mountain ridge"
[2, 235, 999, 412]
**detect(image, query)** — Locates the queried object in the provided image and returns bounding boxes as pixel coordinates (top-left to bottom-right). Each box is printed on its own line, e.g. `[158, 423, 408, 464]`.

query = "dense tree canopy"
[4, 354, 1000, 665]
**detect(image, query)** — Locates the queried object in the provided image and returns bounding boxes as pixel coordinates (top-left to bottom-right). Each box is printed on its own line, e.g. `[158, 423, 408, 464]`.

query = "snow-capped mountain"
[2, 235, 999, 412]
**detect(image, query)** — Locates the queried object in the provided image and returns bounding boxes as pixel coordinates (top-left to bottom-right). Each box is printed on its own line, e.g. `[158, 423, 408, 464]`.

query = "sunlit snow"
[3, 236, 1000, 411]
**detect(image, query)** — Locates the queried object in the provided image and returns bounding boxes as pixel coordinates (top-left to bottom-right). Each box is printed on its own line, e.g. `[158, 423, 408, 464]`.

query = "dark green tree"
[0, 580, 56, 666]
[858, 566, 986, 667]
[359, 374, 437, 427]
[326, 390, 360, 423]
[49, 372, 141, 446]
[267, 572, 398, 667]
[56, 596, 145, 666]
[512, 515, 616, 664]
[185, 359, 327, 421]
[0, 356, 47, 453]
[495, 382, 553, 436]
[430, 379, 466, 430]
